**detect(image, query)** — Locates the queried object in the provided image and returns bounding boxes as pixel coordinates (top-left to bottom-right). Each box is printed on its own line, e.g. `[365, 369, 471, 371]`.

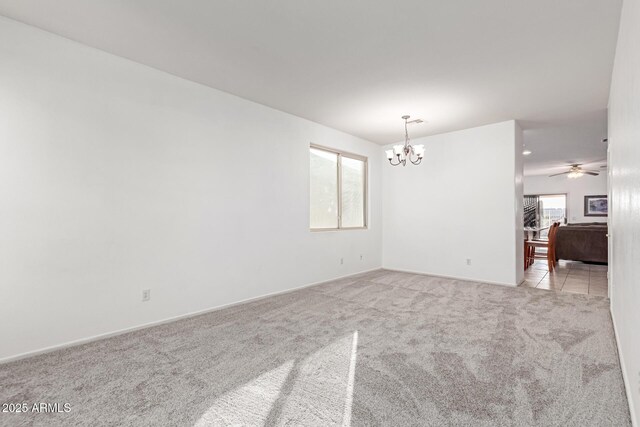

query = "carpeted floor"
[0, 270, 631, 426]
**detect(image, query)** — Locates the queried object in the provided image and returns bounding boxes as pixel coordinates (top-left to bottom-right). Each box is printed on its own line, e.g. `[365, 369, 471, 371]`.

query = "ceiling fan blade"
[585, 171, 600, 176]
[549, 171, 571, 177]
[583, 169, 600, 173]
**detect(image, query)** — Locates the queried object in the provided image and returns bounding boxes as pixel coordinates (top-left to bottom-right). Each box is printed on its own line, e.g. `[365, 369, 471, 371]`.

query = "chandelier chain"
[404, 117, 409, 147]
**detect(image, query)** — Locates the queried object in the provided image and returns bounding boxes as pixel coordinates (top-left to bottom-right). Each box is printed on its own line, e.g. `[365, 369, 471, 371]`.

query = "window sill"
[310, 227, 368, 232]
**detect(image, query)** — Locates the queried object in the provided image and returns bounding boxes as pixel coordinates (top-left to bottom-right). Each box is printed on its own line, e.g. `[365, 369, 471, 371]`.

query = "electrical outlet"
[360, 254, 363, 261]
[340, 258, 344, 265]
[466, 258, 472, 266]
[142, 289, 151, 302]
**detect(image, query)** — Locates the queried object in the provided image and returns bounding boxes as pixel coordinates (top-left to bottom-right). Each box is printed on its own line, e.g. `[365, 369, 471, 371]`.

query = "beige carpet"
[0, 270, 631, 426]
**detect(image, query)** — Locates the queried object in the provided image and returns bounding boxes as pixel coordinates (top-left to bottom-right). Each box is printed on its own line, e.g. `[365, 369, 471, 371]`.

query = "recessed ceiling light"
[523, 150, 532, 155]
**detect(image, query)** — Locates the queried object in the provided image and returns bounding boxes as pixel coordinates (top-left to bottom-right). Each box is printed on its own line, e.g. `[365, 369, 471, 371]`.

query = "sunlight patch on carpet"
[194, 331, 359, 426]
[194, 360, 294, 426]
[278, 331, 358, 425]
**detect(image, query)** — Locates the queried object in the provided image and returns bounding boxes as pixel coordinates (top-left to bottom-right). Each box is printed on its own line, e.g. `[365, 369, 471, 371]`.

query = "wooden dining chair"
[548, 223, 560, 267]
[524, 238, 534, 270]
[526, 222, 560, 271]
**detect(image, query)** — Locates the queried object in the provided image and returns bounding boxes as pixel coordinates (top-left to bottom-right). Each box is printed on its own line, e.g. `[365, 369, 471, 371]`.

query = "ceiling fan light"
[567, 171, 583, 179]
[522, 150, 532, 156]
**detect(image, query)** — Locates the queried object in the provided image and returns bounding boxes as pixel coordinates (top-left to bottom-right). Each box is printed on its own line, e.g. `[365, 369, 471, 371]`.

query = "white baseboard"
[383, 267, 519, 287]
[0, 267, 383, 365]
[611, 307, 638, 427]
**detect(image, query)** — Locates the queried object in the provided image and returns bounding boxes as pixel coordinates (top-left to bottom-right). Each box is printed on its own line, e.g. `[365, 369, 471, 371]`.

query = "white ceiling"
[523, 110, 608, 176]
[0, 0, 621, 146]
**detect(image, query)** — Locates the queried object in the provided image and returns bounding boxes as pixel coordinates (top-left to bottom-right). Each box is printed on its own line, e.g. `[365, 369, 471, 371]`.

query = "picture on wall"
[584, 195, 608, 217]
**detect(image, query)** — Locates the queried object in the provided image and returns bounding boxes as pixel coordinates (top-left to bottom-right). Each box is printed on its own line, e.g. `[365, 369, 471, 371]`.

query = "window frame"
[310, 143, 368, 231]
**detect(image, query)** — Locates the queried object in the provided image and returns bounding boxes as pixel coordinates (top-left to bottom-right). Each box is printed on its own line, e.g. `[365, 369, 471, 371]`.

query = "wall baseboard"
[0, 267, 383, 365]
[382, 267, 518, 287]
[611, 307, 638, 427]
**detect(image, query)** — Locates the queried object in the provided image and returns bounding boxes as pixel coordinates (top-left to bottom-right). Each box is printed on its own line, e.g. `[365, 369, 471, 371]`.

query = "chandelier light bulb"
[385, 149, 394, 160]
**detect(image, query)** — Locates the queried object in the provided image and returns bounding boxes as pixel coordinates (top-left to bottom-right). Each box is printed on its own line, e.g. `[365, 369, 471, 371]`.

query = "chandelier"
[385, 115, 425, 166]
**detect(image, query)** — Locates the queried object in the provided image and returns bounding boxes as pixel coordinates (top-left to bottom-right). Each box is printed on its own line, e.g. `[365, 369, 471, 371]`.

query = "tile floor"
[521, 259, 609, 297]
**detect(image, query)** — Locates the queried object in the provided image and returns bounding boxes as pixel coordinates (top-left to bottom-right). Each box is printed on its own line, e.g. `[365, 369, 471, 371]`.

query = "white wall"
[523, 173, 608, 223]
[608, 0, 640, 423]
[382, 121, 524, 286]
[514, 123, 525, 285]
[0, 17, 382, 361]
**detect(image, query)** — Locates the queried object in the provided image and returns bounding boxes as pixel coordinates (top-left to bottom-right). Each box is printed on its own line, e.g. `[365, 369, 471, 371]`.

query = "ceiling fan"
[548, 164, 600, 178]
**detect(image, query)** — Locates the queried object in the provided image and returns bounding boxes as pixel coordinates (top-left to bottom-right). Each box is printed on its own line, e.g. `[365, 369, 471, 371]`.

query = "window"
[310, 145, 367, 230]
[523, 194, 567, 239]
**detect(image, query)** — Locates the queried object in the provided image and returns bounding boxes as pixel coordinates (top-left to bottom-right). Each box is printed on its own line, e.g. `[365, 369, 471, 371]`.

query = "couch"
[554, 222, 608, 264]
